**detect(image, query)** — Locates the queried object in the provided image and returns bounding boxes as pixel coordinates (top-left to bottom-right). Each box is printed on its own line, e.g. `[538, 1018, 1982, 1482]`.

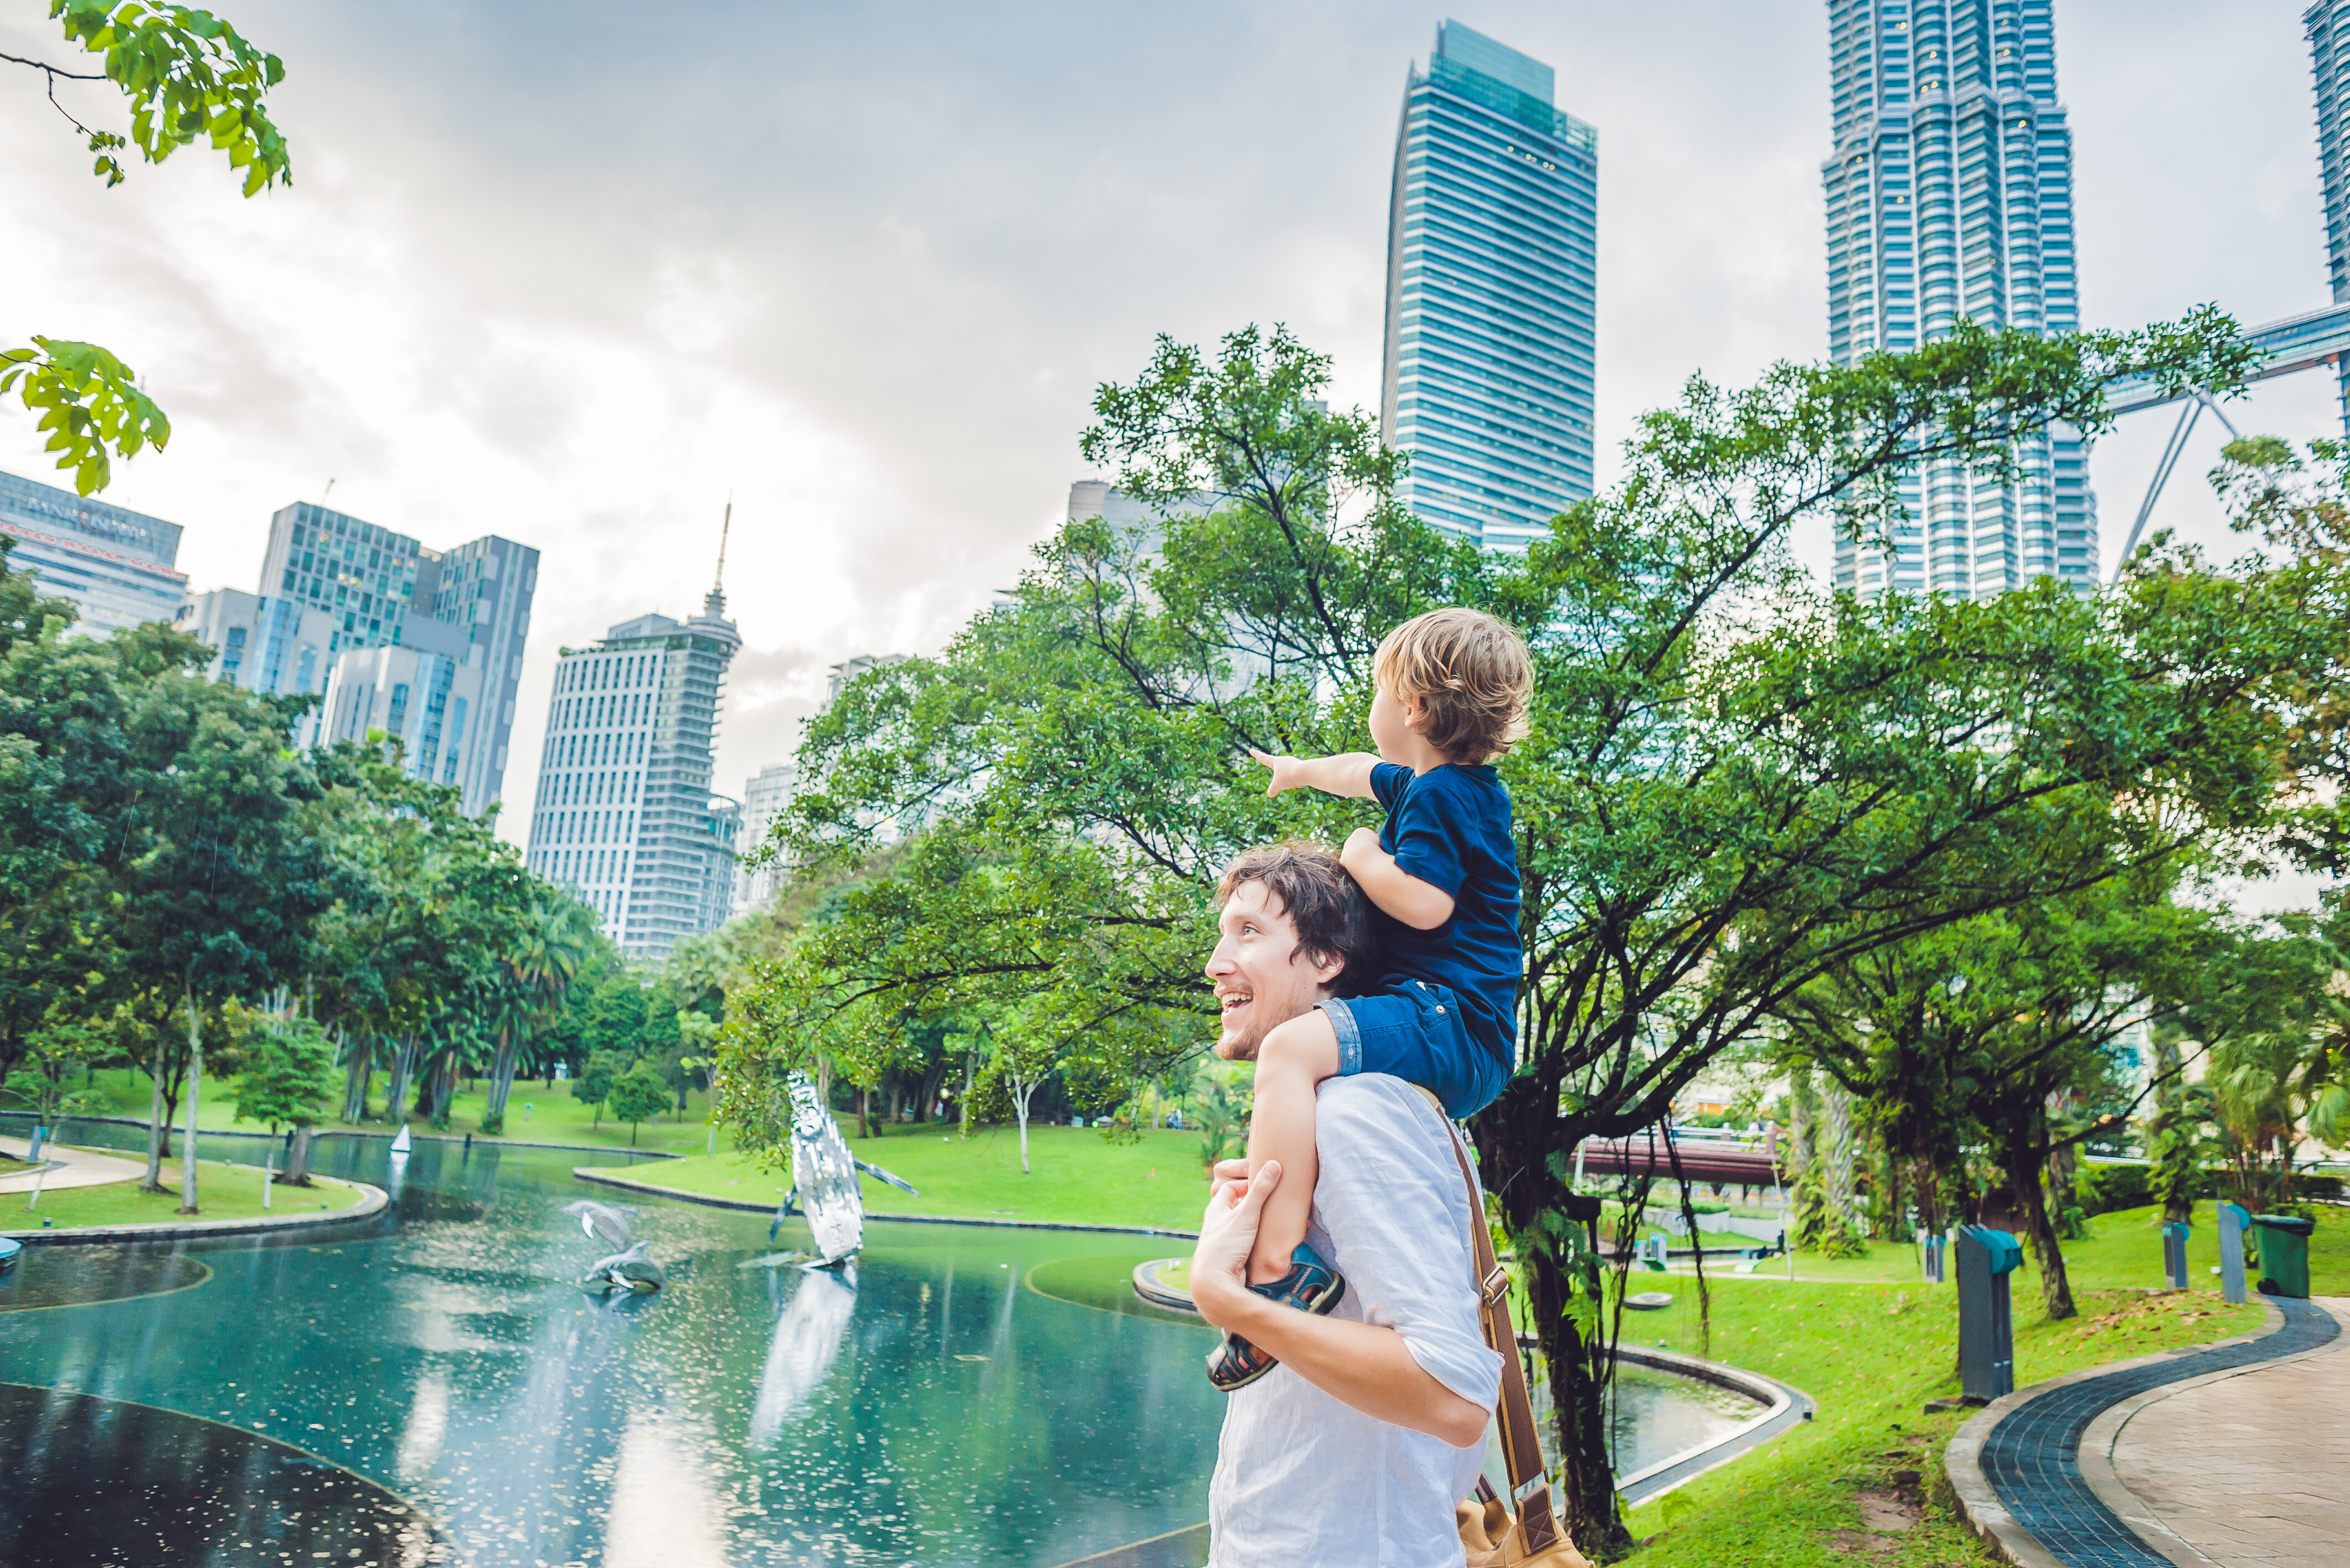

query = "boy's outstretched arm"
[1249, 749, 1379, 799]
[1341, 827, 1456, 931]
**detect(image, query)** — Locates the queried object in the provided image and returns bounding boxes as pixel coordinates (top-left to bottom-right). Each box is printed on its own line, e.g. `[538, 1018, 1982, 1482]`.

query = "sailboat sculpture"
[770, 1072, 918, 1265]
[389, 1125, 411, 1154]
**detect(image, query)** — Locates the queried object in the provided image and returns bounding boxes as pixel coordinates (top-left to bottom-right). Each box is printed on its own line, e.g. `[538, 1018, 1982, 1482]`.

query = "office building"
[172, 587, 337, 747]
[1822, 0, 2096, 597]
[524, 583, 742, 960]
[317, 642, 487, 791]
[1379, 20, 1597, 551]
[179, 500, 541, 815]
[0, 470, 188, 635]
[733, 761, 798, 916]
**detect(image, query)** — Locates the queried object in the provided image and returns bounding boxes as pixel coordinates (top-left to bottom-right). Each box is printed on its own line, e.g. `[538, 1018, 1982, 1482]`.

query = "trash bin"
[2251, 1214, 2315, 1299]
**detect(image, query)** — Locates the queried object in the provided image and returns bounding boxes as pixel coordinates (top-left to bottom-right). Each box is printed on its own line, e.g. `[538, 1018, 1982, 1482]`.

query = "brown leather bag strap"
[1430, 1102, 1563, 1555]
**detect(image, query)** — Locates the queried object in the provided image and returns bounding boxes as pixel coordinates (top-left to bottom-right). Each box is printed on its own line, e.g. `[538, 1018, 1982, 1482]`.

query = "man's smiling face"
[1206, 878, 1345, 1060]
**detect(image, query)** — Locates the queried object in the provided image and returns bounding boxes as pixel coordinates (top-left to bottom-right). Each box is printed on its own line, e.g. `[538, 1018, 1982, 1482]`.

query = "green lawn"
[48, 1067, 733, 1156]
[622, 1122, 1212, 1231]
[6, 1155, 365, 1231]
[1619, 1275, 2265, 1564]
[1642, 1199, 2347, 1298]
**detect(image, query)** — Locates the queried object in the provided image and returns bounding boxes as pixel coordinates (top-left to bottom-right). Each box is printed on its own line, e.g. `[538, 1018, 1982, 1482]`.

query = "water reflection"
[0, 1115, 1228, 1567]
[750, 1265, 857, 1447]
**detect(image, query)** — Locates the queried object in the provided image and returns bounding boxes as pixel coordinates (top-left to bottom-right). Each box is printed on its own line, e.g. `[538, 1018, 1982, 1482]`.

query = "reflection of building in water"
[0, 469, 188, 636]
[748, 1269, 856, 1447]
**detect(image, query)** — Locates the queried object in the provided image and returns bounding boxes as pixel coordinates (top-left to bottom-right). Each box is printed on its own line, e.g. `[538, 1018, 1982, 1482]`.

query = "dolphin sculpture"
[769, 1071, 918, 1263]
[561, 1199, 636, 1251]
[582, 1241, 667, 1293]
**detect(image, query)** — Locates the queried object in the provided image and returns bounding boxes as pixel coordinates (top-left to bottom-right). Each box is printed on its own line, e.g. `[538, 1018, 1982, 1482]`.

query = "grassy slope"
[625, 1123, 1213, 1231]
[8, 1155, 364, 1230]
[1619, 1276, 2264, 1564]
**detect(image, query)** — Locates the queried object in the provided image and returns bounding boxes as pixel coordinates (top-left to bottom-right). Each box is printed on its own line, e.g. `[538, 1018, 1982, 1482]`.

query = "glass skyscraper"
[1823, 0, 2095, 598]
[2308, 2, 2350, 425]
[525, 585, 741, 960]
[1379, 20, 1597, 551]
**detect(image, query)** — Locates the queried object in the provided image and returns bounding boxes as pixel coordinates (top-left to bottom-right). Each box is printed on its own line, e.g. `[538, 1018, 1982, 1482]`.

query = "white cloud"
[0, 0, 2333, 863]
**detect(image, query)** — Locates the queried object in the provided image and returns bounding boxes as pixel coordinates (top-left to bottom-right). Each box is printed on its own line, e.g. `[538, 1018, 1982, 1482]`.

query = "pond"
[0, 1114, 1759, 1565]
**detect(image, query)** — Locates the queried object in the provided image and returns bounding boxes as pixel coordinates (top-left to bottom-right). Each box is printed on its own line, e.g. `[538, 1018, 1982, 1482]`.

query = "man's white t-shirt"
[1207, 1074, 1503, 1568]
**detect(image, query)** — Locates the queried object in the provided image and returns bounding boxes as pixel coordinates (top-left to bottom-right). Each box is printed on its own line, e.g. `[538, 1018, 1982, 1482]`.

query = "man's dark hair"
[1216, 840, 1377, 987]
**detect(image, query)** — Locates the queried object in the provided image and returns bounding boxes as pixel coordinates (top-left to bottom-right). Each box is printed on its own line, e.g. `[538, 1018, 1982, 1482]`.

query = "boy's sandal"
[1204, 1243, 1348, 1393]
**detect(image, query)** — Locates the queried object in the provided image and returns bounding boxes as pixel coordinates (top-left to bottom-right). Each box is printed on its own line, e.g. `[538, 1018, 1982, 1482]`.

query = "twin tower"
[1385, 8, 2086, 596]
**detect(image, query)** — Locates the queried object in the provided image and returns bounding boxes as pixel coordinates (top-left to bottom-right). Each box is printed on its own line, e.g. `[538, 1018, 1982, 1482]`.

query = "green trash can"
[2251, 1214, 2315, 1299]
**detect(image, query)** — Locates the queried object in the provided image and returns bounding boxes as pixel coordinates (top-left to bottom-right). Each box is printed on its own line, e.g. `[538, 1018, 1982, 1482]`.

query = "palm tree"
[484, 898, 597, 1130]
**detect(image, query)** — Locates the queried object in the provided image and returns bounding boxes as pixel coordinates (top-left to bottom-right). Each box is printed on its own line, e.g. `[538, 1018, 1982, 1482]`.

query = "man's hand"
[1191, 1159, 1281, 1330]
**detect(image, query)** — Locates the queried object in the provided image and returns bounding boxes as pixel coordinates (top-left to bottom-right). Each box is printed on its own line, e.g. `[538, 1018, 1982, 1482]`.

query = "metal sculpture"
[583, 1241, 667, 1293]
[561, 1199, 636, 1252]
[768, 1071, 918, 1265]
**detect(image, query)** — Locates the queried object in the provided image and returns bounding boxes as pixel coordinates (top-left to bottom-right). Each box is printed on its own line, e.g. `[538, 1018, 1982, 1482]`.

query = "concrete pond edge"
[569, 1164, 1204, 1239]
[1942, 1299, 2296, 1568]
[1, 1175, 388, 1246]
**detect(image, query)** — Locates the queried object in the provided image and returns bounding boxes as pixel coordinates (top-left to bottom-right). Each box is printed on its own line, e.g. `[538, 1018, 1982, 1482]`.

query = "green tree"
[719, 314, 2335, 1544]
[606, 1062, 670, 1146]
[230, 1009, 337, 1183]
[5, 1, 291, 492]
[573, 1049, 622, 1127]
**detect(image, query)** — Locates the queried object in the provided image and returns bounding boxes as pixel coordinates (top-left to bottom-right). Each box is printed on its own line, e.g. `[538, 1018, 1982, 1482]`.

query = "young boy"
[1208, 606, 1531, 1391]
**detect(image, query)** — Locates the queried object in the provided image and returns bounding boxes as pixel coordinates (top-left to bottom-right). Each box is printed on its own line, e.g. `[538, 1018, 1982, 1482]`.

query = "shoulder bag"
[1426, 1098, 1595, 1568]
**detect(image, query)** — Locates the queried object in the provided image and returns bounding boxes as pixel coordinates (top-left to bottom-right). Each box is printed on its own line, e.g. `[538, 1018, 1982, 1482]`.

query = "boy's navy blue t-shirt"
[1369, 761, 1521, 1069]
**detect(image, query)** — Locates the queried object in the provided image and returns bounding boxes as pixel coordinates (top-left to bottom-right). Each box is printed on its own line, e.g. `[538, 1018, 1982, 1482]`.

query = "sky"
[0, 1, 2337, 870]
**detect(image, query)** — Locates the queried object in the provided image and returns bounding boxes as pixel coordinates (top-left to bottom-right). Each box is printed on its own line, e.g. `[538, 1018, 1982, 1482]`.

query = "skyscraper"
[2308, 1, 2350, 426]
[1822, 0, 2095, 598]
[524, 584, 742, 961]
[733, 761, 798, 916]
[1379, 20, 1597, 551]
[0, 470, 188, 635]
[233, 501, 539, 814]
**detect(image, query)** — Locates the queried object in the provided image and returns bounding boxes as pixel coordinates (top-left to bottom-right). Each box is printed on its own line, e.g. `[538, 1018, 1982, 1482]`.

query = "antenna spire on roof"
[704, 496, 733, 618]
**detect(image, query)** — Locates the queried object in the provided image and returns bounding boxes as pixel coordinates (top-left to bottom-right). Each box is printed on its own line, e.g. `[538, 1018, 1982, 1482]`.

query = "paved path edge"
[1944, 1301, 2292, 1568]
[569, 1164, 1203, 1238]
[0, 1176, 388, 1246]
[2073, 1297, 2350, 1568]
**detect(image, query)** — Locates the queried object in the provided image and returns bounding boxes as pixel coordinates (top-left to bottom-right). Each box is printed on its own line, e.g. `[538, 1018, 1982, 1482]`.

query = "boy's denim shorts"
[1315, 980, 1509, 1120]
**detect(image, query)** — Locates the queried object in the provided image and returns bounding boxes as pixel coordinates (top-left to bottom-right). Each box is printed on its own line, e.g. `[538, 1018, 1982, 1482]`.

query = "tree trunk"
[483, 1033, 517, 1131]
[2005, 1120, 2076, 1321]
[384, 1035, 415, 1128]
[280, 1125, 317, 1185]
[143, 1053, 168, 1192]
[178, 993, 202, 1215]
[1013, 1076, 1034, 1174]
[857, 1085, 873, 1141]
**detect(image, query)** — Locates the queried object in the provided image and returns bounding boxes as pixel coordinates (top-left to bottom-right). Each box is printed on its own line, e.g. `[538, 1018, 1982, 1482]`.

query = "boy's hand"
[1249, 749, 1307, 796]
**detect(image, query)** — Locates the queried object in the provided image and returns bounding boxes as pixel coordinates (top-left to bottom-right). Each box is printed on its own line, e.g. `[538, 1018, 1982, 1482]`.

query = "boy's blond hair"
[1373, 608, 1532, 762]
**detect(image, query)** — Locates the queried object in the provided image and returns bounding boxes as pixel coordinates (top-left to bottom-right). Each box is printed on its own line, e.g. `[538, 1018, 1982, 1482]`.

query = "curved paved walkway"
[2098, 1297, 2350, 1566]
[0, 1136, 145, 1193]
[1952, 1297, 2342, 1567]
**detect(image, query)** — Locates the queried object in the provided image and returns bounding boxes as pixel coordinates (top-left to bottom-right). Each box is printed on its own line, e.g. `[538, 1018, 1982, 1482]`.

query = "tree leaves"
[47, 0, 291, 195]
[0, 339, 169, 496]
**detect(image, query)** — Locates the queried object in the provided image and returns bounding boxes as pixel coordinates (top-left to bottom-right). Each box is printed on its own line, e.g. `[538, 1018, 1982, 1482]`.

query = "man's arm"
[1249, 749, 1380, 800]
[1191, 1159, 1489, 1450]
[1340, 827, 1456, 930]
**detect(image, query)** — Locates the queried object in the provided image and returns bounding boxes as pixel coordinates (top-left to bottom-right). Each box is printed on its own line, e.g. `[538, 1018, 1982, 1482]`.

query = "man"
[1192, 842, 1501, 1566]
